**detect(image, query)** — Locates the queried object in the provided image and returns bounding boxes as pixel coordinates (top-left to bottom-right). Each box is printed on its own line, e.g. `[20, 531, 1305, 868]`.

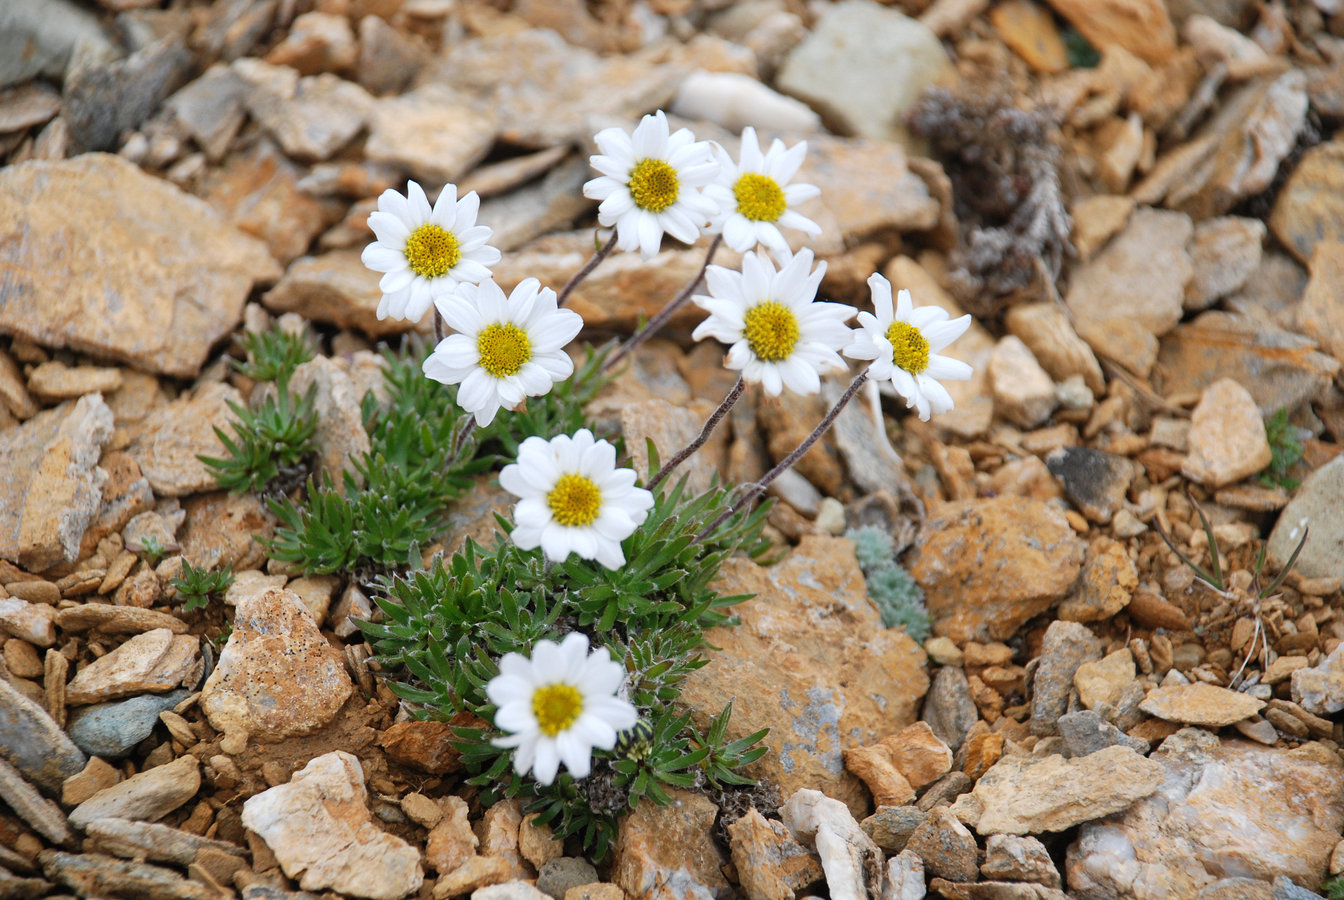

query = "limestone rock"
[66, 689, 191, 759]
[1065, 207, 1193, 376]
[1269, 139, 1344, 265]
[776, 0, 954, 146]
[0, 0, 115, 88]
[164, 63, 246, 161]
[288, 356, 372, 488]
[988, 337, 1056, 428]
[65, 629, 201, 707]
[906, 805, 979, 884]
[200, 587, 352, 742]
[1298, 241, 1344, 367]
[0, 677, 86, 794]
[365, 85, 495, 185]
[242, 751, 424, 899]
[781, 790, 882, 900]
[1031, 621, 1104, 736]
[923, 665, 980, 751]
[0, 154, 279, 377]
[1046, 447, 1133, 524]
[68, 754, 200, 829]
[622, 398, 727, 496]
[0, 395, 114, 569]
[127, 382, 244, 498]
[727, 808, 825, 900]
[177, 491, 272, 572]
[1185, 217, 1265, 311]
[1059, 537, 1137, 623]
[611, 788, 729, 900]
[1181, 378, 1272, 488]
[1042, 0, 1176, 63]
[1004, 303, 1105, 396]
[1140, 682, 1264, 727]
[908, 497, 1086, 643]
[1067, 729, 1344, 896]
[952, 745, 1163, 834]
[1074, 649, 1136, 712]
[1267, 455, 1344, 580]
[27, 362, 122, 401]
[671, 70, 822, 134]
[680, 536, 929, 817]
[982, 834, 1061, 889]
[800, 136, 941, 240]
[1290, 644, 1344, 717]
[263, 249, 422, 338]
[232, 59, 373, 161]
[264, 11, 357, 75]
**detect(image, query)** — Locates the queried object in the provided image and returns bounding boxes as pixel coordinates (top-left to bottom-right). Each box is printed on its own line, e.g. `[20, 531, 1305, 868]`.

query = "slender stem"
[694, 369, 870, 543]
[433, 307, 445, 344]
[450, 415, 477, 462]
[603, 235, 723, 373]
[648, 377, 745, 491]
[556, 232, 617, 308]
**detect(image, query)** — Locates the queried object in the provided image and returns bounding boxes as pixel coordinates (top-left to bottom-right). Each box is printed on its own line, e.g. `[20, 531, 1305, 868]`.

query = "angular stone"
[989, 336, 1056, 428]
[0, 154, 279, 377]
[1059, 709, 1150, 758]
[380, 719, 466, 775]
[0, 0, 115, 89]
[800, 135, 941, 240]
[1267, 455, 1344, 580]
[164, 63, 246, 161]
[1031, 621, 1103, 736]
[177, 490, 272, 573]
[27, 361, 122, 401]
[1042, 0, 1176, 63]
[478, 155, 593, 254]
[1298, 241, 1344, 367]
[201, 587, 353, 742]
[425, 795, 475, 875]
[65, 629, 200, 707]
[671, 70, 823, 134]
[952, 745, 1162, 834]
[1185, 217, 1265, 311]
[55, 603, 188, 635]
[781, 789, 882, 900]
[1140, 682, 1264, 727]
[982, 834, 1061, 889]
[1074, 649, 1136, 711]
[681, 536, 928, 818]
[923, 665, 980, 752]
[127, 382, 244, 497]
[264, 11, 357, 75]
[66, 689, 191, 759]
[242, 751, 424, 900]
[1046, 447, 1133, 525]
[40, 850, 219, 900]
[0, 755, 73, 846]
[288, 355, 372, 488]
[1067, 729, 1344, 896]
[0, 676, 86, 793]
[844, 743, 916, 808]
[63, 35, 192, 153]
[1270, 140, 1344, 265]
[263, 249, 421, 338]
[0, 597, 57, 647]
[355, 14, 429, 96]
[1290, 644, 1344, 716]
[728, 808, 824, 900]
[68, 754, 200, 829]
[1182, 378, 1272, 488]
[909, 497, 1086, 643]
[776, 1, 954, 146]
[232, 60, 373, 162]
[0, 395, 114, 570]
[611, 788, 728, 900]
[991, 0, 1069, 73]
[905, 805, 979, 883]
[1004, 303, 1105, 396]
[365, 85, 495, 185]
[1065, 207, 1193, 376]
[1059, 537, 1137, 623]
[862, 805, 926, 855]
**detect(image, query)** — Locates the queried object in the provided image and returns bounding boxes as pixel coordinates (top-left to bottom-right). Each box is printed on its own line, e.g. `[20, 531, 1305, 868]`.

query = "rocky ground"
[4, 0, 1344, 898]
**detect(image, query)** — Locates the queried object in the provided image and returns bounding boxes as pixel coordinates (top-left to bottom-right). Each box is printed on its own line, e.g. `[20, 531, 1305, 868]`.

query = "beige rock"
[844, 744, 917, 808]
[1094, 113, 1145, 193]
[990, 0, 1068, 73]
[177, 491, 273, 573]
[1140, 682, 1265, 726]
[0, 348, 37, 420]
[263, 249, 423, 338]
[518, 814, 563, 870]
[1185, 216, 1265, 312]
[54, 603, 186, 636]
[475, 800, 530, 881]
[1004, 303, 1105, 396]
[399, 792, 442, 830]
[1070, 194, 1134, 261]
[1181, 378, 1272, 488]
[365, 85, 495, 186]
[264, 11, 357, 75]
[425, 795, 476, 874]
[0, 597, 57, 647]
[1074, 649, 1136, 711]
[65, 629, 200, 706]
[679, 536, 929, 817]
[884, 722, 953, 790]
[355, 15, 429, 96]
[611, 788, 728, 900]
[1058, 536, 1137, 623]
[1067, 729, 1344, 896]
[126, 382, 245, 497]
[621, 397, 727, 496]
[1290, 644, 1344, 716]
[27, 361, 122, 401]
[953, 745, 1163, 834]
[242, 751, 424, 900]
[909, 497, 1086, 643]
[0, 154, 279, 377]
[62, 756, 123, 806]
[1270, 139, 1344, 265]
[68, 754, 200, 829]
[1066, 207, 1193, 376]
[728, 808, 825, 900]
[800, 135, 941, 240]
[433, 856, 512, 899]
[988, 336, 1056, 429]
[1042, 0, 1176, 63]
[1298, 241, 1344, 366]
[200, 587, 352, 742]
[478, 156, 593, 253]
[289, 355, 372, 488]
[223, 570, 288, 607]
[781, 789, 882, 900]
[233, 60, 373, 162]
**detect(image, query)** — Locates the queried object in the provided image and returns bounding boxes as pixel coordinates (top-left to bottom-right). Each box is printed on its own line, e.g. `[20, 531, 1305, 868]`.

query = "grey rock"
[0, 756, 74, 846]
[40, 850, 219, 900]
[916, 771, 972, 812]
[0, 657, 87, 793]
[478, 155, 592, 253]
[67, 689, 191, 759]
[1058, 709, 1149, 758]
[164, 64, 247, 161]
[233, 59, 373, 162]
[355, 15, 428, 97]
[1268, 455, 1344, 580]
[1030, 621, 1103, 736]
[776, 0, 952, 145]
[535, 858, 599, 900]
[923, 665, 979, 751]
[1273, 875, 1319, 900]
[982, 834, 1060, 889]
[860, 805, 927, 854]
[904, 805, 978, 883]
[825, 376, 909, 496]
[84, 817, 246, 866]
[65, 37, 192, 152]
[0, 0, 115, 88]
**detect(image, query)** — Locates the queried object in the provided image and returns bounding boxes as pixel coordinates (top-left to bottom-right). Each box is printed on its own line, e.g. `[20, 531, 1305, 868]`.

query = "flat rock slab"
[1067, 729, 1344, 897]
[242, 751, 423, 900]
[64, 629, 201, 707]
[126, 382, 243, 497]
[951, 745, 1163, 835]
[40, 850, 219, 900]
[1268, 454, 1344, 580]
[1140, 682, 1265, 727]
[0, 394, 113, 570]
[0, 154, 279, 378]
[68, 754, 201, 829]
[0, 677, 86, 793]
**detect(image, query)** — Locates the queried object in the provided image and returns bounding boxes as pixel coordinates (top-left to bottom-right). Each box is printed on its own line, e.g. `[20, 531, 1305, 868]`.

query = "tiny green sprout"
[139, 535, 166, 566]
[1259, 408, 1305, 490]
[171, 560, 235, 613]
[234, 325, 317, 383]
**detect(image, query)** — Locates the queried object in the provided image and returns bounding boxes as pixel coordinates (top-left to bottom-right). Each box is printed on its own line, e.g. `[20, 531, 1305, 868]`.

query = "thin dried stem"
[648, 377, 744, 491]
[603, 235, 723, 373]
[433, 307, 445, 344]
[556, 232, 617, 308]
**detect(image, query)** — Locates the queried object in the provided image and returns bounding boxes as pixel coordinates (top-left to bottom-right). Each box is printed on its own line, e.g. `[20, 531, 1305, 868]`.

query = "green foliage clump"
[1062, 25, 1100, 69]
[1323, 876, 1344, 900]
[1259, 408, 1305, 490]
[201, 380, 319, 496]
[171, 560, 234, 612]
[846, 525, 930, 640]
[234, 325, 316, 383]
[361, 472, 773, 860]
[137, 535, 167, 567]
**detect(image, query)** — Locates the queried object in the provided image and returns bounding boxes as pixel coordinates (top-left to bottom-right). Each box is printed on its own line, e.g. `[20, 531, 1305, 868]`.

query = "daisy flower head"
[361, 180, 502, 322]
[844, 273, 973, 421]
[422, 278, 583, 427]
[499, 429, 655, 570]
[582, 110, 720, 260]
[704, 126, 822, 255]
[488, 632, 638, 785]
[691, 248, 854, 397]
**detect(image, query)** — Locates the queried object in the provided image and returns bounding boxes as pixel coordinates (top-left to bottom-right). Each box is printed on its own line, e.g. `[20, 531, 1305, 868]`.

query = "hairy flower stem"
[556, 232, 617, 308]
[648, 377, 744, 491]
[603, 235, 723, 373]
[433, 307, 445, 344]
[695, 369, 870, 543]
[450, 416, 477, 462]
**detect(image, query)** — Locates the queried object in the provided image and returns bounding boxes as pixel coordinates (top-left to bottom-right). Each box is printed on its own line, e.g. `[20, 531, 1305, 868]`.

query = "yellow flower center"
[547, 474, 603, 527]
[627, 159, 680, 213]
[733, 173, 787, 222]
[403, 224, 461, 278]
[886, 321, 930, 374]
[532, 683, 583, 737]
[476, 323, 532, 378]
[742, 301, 800, 362]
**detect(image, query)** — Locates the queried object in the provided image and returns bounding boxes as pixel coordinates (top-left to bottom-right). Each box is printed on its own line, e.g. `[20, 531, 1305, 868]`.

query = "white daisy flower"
[844, 273, 973, 421]
[361, 180, 502, 322]
[704, 126, 822, 255]
[487, 632, 638, 785]
[691, 248, 854, 397]
[500, 429, 655, 570]
[582, 110, 720, 260]
[423, 278, 583, 427]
